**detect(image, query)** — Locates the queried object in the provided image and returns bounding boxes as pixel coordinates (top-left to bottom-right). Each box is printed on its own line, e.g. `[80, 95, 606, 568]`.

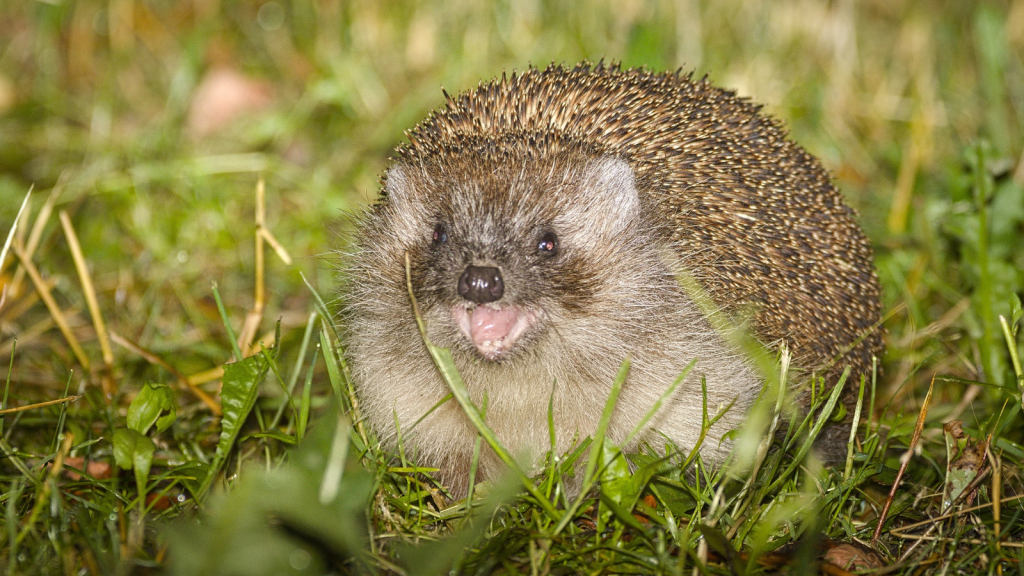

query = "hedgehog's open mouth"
[452, 304, 537, 360]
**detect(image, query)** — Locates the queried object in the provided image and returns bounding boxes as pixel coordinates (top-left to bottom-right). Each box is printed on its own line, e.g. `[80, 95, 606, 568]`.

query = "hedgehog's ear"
[584, 157, 641, 232]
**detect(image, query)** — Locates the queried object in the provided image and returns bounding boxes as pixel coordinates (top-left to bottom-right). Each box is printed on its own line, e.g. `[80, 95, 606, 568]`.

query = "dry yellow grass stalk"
[13, 243, 90, 370]
[8, 181, 62, 298]
[258, 227, 292, 265]
[187, 366, 224, 386]
[237, 177, 266, 356]
[58, 211, 112, 365]
[59, 211, 116, 397]
[0, 186, 32, 282]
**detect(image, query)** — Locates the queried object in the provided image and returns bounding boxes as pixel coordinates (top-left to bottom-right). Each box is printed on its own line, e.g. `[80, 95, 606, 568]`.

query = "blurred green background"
[0, 0, 1022, 415]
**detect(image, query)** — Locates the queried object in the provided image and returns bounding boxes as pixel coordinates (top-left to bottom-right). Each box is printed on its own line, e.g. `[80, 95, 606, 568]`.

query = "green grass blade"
[269, 311, 316, 430]
[211, 283, 244, 362]
[296, 344, 319, 441]
[301, 270, 342, 342]
[552, 358, 630, 536]
[403, 254, 558, 518]
[319, 322, 348, 414]
[765, 366, 850, 493]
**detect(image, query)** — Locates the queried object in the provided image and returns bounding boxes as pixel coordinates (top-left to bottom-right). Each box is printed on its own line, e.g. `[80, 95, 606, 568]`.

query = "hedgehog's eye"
[537, 231, 558, 254]
[432, 223, 448, 244]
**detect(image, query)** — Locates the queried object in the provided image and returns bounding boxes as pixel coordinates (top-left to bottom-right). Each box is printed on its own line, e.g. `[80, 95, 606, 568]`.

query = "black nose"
[458, 266, 504, 303]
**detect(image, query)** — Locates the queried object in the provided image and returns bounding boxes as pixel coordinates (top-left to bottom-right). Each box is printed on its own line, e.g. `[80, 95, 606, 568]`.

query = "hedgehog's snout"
[457, 265, 504, 303]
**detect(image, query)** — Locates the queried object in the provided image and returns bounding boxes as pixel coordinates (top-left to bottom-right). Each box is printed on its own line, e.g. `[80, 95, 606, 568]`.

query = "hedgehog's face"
[381, 155, 647, 362]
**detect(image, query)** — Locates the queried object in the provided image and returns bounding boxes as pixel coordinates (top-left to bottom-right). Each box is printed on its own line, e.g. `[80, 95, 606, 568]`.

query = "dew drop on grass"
[289, 548, 311, 570]
[258, 3, 285, 31]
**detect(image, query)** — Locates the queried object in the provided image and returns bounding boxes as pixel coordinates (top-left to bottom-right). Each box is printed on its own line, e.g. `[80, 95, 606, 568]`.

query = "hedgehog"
[341, 62, 883, 497]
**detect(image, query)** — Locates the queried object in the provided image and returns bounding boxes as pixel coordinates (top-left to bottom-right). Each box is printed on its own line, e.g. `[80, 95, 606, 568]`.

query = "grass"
[0, 0, 1023, 573]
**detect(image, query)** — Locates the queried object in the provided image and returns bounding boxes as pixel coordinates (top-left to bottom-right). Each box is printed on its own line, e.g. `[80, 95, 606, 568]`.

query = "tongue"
[469, 306, 519, 348]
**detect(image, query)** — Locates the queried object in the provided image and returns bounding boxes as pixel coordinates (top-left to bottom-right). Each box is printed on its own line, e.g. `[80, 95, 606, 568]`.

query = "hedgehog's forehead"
[422, 156, 583, 219]
[442, 175, 551, 226]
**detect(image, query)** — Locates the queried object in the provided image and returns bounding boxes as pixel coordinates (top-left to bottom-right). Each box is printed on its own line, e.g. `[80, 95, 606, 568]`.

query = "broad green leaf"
[113, 428, 155, 495]
[127, 382, 176, 434]
[599, 440, 632, 505]
[944, 441, 987, 509]
[596, 439, 633, 535]
[113, 428, 153, 471]
[216, 353, 269, 459]
[598, 442, 670, 536]
[650, 479, 698, 518]
[196, 352, 270, 500]
[623, 455, 671, 511]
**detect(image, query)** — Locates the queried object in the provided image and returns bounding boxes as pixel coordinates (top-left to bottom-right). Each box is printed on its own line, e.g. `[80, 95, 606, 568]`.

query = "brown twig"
[109, 331, 221, 415]
[872, 374, 935, 543]
[894, 462, 993, 563]
[893, 533, 1022, 548]
[989, 448, 1002, 568]
[890, 493, 1024, 535]
[0, 395, 81, 415]
[59, 211, 116, 397]
[13, 243, 90, 370]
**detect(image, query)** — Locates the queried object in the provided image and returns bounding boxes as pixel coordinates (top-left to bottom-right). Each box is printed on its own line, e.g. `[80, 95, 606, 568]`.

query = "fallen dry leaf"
[823, 541, 886, 571]
[187, 67, 274, 138]
[63, 456, 113, 480]
[942, 419, 988, 509]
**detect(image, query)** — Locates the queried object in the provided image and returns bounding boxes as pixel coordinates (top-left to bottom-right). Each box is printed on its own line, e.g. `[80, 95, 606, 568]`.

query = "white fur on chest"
[350, 310, 760, 487]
